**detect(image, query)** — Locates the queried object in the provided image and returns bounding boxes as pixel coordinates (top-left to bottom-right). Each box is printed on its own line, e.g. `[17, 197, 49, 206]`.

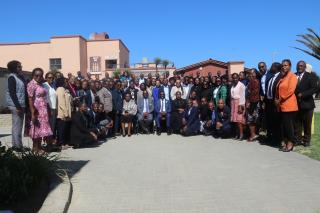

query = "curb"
[38, 170, 73, 213]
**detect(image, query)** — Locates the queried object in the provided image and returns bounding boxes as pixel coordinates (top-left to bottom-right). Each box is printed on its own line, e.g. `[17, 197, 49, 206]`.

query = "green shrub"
[0, 143, 58, 204]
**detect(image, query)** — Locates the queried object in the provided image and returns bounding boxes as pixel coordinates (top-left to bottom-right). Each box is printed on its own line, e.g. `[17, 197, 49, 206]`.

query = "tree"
[154, 57, 162, 72]
[162, 59, 169, 70]
[294, 28, 320, 60]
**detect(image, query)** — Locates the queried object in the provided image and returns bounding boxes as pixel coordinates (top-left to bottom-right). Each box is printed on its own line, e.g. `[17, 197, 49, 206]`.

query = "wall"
[182, 64, 228, 77]
[87, 40, 120, 73]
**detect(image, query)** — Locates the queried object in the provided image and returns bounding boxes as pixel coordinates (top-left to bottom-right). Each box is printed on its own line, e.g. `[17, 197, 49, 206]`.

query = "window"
[90, 56, 101, 73]
[49, 58, 62, 69]
[105, 60, 117, 69]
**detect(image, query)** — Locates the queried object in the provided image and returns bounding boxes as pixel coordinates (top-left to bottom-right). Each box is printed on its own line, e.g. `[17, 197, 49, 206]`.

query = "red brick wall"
[182, 64, 228, 77]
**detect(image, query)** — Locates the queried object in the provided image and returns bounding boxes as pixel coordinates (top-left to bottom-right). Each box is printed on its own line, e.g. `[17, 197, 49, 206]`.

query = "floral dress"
[27, 79, 53, 139]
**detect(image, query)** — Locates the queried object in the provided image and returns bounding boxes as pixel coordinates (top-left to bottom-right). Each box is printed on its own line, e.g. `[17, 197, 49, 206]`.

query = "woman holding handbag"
[27, 68, 53, 153]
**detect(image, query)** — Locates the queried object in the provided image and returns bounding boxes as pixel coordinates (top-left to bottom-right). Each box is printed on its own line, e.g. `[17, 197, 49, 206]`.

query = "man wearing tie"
[137, 91, 154, 134]
[155, 91, 171, 135]
[294, 61, 317, 147]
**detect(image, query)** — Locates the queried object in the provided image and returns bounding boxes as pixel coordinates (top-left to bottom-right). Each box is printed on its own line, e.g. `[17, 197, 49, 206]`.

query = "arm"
[239, 84, 246, 106]
[57, 88, 68, 119]
[301, 74, 318, 98]
[8, 76, 22, 110]
[219, 86, 228, 102]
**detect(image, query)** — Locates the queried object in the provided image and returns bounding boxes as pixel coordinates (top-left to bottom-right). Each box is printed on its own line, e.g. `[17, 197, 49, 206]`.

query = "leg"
[238, 123, 244, 139]
[128, 122, 132, 136]
[294, 111, 303, 144]
[10, 107, 24, 148]
[302, 109, 313, 145]
[121, 122, 126, 136]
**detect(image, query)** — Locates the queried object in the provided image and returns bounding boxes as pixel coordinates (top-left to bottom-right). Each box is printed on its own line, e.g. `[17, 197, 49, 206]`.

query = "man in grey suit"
[137, 90, 154, 134]
[97, 80, 113, 116]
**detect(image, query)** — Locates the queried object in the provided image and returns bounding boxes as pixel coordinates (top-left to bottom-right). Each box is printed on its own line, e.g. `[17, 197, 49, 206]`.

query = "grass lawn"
[295, 112, 320, 161]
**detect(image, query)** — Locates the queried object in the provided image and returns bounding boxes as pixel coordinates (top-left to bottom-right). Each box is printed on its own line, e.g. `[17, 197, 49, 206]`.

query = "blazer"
[295, 72, 317, 110]
[215, 106, 231, 129]
[137, 97, 154, 115]
[276, 71, 298, 112]
[97, 87, 113, 113]
[185, 107, 200, 132]
[56, 87, 72, 120]
[155, 98, 171, 113]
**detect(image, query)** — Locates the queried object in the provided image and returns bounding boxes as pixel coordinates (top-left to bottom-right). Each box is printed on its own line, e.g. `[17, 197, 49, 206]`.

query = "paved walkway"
[60, 134, 320, 213]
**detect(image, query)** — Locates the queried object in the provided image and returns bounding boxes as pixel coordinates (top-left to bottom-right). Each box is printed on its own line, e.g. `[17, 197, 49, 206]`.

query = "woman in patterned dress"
[27, 68, 53, 153]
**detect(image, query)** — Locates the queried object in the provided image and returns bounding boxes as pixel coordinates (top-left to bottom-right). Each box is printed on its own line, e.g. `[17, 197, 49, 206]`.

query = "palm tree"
[162, 59, 169, 70]
[154, 57, 162, 72]
[294, 28, 320, 60]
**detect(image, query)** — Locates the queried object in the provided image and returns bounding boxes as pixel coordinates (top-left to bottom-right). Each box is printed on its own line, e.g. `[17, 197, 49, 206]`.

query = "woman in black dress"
[170, 91, 187, 134]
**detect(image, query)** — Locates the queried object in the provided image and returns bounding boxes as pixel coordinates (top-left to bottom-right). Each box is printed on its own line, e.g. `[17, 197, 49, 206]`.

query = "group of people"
[6, 59, 319, 153]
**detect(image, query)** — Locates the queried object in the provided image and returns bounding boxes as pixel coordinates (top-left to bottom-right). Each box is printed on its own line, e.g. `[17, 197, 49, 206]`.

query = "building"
[126, 58, 176, 77]
[176, 58, 245, 77]
[0, 32, 129, 77]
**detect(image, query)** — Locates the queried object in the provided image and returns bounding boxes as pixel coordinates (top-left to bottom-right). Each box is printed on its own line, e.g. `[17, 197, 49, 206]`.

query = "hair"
[32, 68, 44, 76]
[282, 59, 292, 66]
[271, 62, 282, 72]
[56, 77, 66, 88]
[45, 72, 54, 78]
[232, 73, 239, 78]
[7, 60, 21, 73]
[258, 61, 266, 66]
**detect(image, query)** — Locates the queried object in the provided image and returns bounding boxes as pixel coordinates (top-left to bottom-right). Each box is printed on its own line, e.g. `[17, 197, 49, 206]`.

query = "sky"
[1, 0, 319, 73]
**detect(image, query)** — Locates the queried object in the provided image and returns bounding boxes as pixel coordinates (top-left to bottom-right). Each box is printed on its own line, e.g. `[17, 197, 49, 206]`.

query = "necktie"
[161, 100, 164, 112]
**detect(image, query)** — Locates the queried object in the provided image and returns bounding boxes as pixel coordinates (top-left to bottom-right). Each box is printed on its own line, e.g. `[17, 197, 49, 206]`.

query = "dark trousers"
[112, 110, 121, 135]
[215, 126, 231, 138]
[281, 112, 297, 143]
[57, 119, 71, 145]
[294, 109, 313, 144]
[265, 99, 282, 146]
[156, 112, 171, 128]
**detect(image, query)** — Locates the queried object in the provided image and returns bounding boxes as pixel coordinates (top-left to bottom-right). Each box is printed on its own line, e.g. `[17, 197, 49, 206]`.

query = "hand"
[260, 96, 264, 102]
[246, 102, 250, 109]
[178, 108, 184, 113]
[237, 106, 243, 114]
[298, 93, 302, 98]
[31, 113, 37, 123]
[16, 108, 24, 114]
[274, 99, 280, 107]
[90, 132, 98, 140]
[206, 120, 212, 127]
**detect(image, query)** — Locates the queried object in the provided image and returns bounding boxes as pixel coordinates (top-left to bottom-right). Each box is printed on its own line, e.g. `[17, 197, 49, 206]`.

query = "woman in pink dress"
[27, 68, 53, 153]
[230, 73, 246, 140]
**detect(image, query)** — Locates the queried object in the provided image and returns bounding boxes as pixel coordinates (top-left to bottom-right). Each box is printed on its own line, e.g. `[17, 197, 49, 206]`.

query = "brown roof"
[176, 58, 228, 73]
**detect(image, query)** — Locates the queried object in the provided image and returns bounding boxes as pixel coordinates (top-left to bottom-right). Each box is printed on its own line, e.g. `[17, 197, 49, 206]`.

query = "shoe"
[283, 146, 294, 152]
[167, 129, 172, 135]
[238, 136, 244, 141]
[303, 142, 311, 147]
[156, 128, 161, 136]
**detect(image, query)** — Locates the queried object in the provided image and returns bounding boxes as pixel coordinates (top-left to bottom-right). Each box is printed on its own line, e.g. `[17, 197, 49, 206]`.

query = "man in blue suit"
[155, 91, 171, 135]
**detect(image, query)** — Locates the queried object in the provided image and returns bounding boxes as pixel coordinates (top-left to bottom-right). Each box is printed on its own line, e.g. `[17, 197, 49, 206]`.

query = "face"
[82, 81, 88, 90]
[258, 63, 267, 74]
[99, 104, 104, 112]
[193, 100, 198, 107]
[176, 91, 182, 99]
[201, 98, 207, 105]
[297, 61, 306, 73]
[232, 74, 239, 84]
[93, 104, 99, 113]
[216, 78, 221, 86]
[160, 92, 165, 99]
[80, 103, 88, 113]
[55, 72, 62, 79]
[203, 82, 208, 88]
[176, 80, 181, 87]
[130, 82, 135, 88]
[125, 93, 131, 101]
[152, 79, 156, 86]
[156, 80, 161, 87]
[33, 70, 43, 83]
[195, 78, 200, 85]
[250, 71, 256, 80]
[163, 79, 168, 86]
[282, 61, 291, 74]
[75, 80, 81, 88]
[46, 73, 54, 84]
[239, 72, 245, 80]
[96, 81, 102, 90]
[116, 82, 121, 90]
[218, 100, 224, 109]
[208, 102, 214, 110]
[16, 63, 22, 74]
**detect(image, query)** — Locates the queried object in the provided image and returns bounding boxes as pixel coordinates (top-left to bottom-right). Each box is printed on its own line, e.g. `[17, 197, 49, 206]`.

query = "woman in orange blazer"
[275, 59, 298, 152]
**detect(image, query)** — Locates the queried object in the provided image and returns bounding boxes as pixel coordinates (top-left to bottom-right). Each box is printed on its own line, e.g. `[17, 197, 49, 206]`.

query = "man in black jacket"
[294, 61, 317, 147]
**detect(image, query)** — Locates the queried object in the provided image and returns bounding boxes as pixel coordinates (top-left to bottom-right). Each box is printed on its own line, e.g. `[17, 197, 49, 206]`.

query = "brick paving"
[62, 134, 320, 213]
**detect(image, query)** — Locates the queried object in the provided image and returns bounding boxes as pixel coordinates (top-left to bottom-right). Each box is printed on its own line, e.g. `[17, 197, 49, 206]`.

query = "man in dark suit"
[264, 62, 283, 147]
[137, 90, 154, 134]
[294, 61, 318, 147]
[155, 91, 171, 135]
[182, 99, 200, 136]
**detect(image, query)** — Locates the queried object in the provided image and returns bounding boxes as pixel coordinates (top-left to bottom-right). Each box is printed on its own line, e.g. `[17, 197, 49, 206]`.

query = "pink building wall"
[0, 34, 129, 77]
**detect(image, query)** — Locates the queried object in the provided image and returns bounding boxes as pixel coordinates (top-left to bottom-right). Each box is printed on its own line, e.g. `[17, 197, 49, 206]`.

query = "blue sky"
[1, 0, 319, 73]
